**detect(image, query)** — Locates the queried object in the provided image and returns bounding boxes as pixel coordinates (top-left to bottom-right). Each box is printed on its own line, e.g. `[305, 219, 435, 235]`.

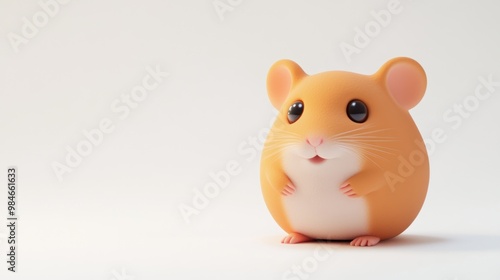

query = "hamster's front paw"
[340, 183, 359, 198]
[281, 183, 296, 196]
[281, 232, 314, 244]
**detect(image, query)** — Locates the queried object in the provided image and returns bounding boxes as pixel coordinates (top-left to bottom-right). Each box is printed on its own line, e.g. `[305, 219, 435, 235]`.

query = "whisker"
[263, 143, 296, 160]
[340, 144, 396, 161]
[267, 130, 303, 141]
[331, 124, 374, 138]
[330, 127, 395, 141]
[344, 142, 398, 154]
[336, 143, 383, 169]
[332, 136, 396, 142]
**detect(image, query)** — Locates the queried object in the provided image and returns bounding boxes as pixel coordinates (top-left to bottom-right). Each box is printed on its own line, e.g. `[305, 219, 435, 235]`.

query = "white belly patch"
[282, 152, 369, 240]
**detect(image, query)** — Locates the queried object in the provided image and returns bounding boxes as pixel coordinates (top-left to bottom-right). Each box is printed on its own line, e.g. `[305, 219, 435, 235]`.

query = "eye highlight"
[346, 99, 368, 123]
[288, 101, 304, 124]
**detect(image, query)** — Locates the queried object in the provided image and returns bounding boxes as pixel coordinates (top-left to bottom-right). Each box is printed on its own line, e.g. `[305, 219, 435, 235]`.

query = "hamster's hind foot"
[350, 236, 380, 246]
[281, 232, 314, 244]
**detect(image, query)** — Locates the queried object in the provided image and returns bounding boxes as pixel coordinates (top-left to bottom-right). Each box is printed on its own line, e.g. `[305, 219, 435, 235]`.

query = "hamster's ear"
[267, 59, 307, 109]
[374, 57, 427, 110]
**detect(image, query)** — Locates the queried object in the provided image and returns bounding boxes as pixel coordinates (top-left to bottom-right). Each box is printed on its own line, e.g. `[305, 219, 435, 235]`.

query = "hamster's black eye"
[288, 101, 304, 124]
[346, 99, 368, 123]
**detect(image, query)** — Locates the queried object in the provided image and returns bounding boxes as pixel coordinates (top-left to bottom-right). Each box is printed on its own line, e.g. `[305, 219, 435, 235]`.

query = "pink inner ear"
[268, 66, 292, 109]
[386, 62, 426, 110]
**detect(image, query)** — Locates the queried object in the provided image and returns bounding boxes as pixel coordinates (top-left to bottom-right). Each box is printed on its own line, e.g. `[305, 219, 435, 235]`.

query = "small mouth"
[309, 155, 326, 164]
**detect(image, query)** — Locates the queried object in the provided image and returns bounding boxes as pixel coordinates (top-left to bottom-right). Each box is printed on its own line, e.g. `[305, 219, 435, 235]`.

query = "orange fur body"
[260, 58, 429, 245]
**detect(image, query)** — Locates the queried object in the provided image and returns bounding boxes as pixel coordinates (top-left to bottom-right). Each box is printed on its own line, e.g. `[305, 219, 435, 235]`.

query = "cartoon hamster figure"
[260, 57, 429, 246]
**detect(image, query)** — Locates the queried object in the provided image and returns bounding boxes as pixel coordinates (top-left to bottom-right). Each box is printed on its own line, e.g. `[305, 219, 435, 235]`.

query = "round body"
[260, 57, 429, 245]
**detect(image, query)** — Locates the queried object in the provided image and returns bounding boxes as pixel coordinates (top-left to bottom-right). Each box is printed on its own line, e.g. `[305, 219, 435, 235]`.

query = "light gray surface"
[0, 0, 499, 279]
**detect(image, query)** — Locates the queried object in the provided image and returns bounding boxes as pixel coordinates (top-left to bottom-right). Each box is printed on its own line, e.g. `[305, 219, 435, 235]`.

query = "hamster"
[260, 57, 429, 246]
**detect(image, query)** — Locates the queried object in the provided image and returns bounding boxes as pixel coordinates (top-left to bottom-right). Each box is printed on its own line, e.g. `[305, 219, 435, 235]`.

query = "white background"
[1, 0, 499, 279]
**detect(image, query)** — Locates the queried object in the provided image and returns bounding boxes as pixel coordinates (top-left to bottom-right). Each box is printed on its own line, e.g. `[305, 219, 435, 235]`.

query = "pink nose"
[306, 137, 324, 147]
